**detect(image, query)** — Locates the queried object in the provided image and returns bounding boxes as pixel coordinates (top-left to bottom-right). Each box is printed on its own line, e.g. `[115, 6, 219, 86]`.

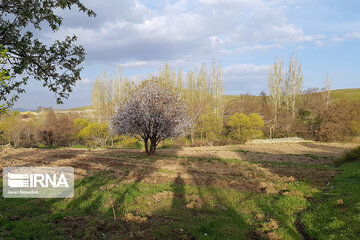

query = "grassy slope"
[301, 147, 360, 240]
[0, 153, 319, 240]
[223, 95, 238, 104]
[330, 88, 360, 102]
[223, 88, 360, 104]
[62, 105, 94, 112]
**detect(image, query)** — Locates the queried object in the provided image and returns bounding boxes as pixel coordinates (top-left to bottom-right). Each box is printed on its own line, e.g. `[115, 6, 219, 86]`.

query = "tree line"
[1, 57, 360, 151]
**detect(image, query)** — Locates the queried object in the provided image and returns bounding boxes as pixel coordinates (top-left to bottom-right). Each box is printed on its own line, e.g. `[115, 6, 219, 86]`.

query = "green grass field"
[0, 172, 316, 240]
[301, 160, 360, 239]
[0, 144, 359, 239]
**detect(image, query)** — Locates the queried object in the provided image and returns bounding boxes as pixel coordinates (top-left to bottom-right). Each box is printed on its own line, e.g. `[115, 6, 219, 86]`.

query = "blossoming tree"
[110, 79, 191, 155]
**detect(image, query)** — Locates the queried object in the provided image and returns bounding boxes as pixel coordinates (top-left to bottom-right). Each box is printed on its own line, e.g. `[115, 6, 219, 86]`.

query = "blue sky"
[13, 0, 360, 110]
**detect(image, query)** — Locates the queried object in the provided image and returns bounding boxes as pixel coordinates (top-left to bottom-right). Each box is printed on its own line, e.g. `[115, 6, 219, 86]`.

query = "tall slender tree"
[285, 54, 303, 118]
[268, 57, 284, 127]
[323, 74, 332, 110]
[91, 68, 131, 122]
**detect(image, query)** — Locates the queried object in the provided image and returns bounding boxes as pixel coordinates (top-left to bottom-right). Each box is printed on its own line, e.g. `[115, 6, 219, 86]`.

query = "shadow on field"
[231, 151, 338, 187]
[0, 143, 350, 239]
[298, 142, 352, 157]
[0, 148, 161, 239]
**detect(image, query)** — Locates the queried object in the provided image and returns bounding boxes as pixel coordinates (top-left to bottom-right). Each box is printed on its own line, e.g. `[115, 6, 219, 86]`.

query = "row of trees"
[92, 58, 360, 149]
[0, 106, 264, 153]
[267, 55, 329, 134]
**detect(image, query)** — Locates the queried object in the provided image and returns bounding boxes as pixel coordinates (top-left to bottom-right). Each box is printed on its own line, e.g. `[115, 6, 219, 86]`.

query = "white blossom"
[110, 79, 192, 155]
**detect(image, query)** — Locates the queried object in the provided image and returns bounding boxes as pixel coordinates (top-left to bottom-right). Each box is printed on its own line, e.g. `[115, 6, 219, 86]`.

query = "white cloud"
[43, 0, 327, 65]
[13, 0, 360, 109]
[127, 74, 149, 82]
[330, 32, 360, 43]
[117, 59, 186, 69]
[117, 61, 158, 68]
[312, 32, 360, 46]
[76, 78, 92, 86]
[221, 44, 280, 55]
[224, 63, 270, 94]
[224, 64, 270, 73]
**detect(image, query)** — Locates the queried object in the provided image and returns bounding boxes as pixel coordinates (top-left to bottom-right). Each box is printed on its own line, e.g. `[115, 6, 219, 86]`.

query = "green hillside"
[223, 95, 238, 103]
[63, 105, 94, 111]
[330, 88, 360, 102]
[224, 88, 360, 104]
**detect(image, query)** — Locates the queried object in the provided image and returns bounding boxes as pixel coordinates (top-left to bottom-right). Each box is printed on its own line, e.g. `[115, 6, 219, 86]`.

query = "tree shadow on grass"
[0, 149, 160, 240]
[0, 143, 351, 240]
[146, 170, 251, 240]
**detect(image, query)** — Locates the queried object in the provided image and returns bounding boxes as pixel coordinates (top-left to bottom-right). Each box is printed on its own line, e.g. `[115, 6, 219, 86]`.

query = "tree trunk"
[149, 138, 157, 155]
[144, 138, 150, 155]
[273, 105, 278, 136]
[190, 130, 195, 144]
[291, 98, 296, 118]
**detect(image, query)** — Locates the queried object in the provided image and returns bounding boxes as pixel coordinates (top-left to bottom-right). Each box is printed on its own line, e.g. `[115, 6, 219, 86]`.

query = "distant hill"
[10, 107, 32, 112]
[330, 88, 360, 102]
[62, 105, 94, 112]
[223, 95, 238, 103]
[224, 88, 360, 103]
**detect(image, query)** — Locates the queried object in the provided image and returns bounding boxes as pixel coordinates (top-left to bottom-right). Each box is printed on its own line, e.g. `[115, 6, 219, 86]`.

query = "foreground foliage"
[0, 0, 95, 107]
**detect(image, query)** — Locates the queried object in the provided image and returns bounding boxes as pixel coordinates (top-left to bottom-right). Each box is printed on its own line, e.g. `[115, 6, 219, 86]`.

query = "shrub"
[227, 113, 264, 143]
[74, 118, 89, 130]
[115, 136, 142, 149]
[38, 111, 75, 147]
[196, 111, 223, 141]
[78, 122, 110, 147]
